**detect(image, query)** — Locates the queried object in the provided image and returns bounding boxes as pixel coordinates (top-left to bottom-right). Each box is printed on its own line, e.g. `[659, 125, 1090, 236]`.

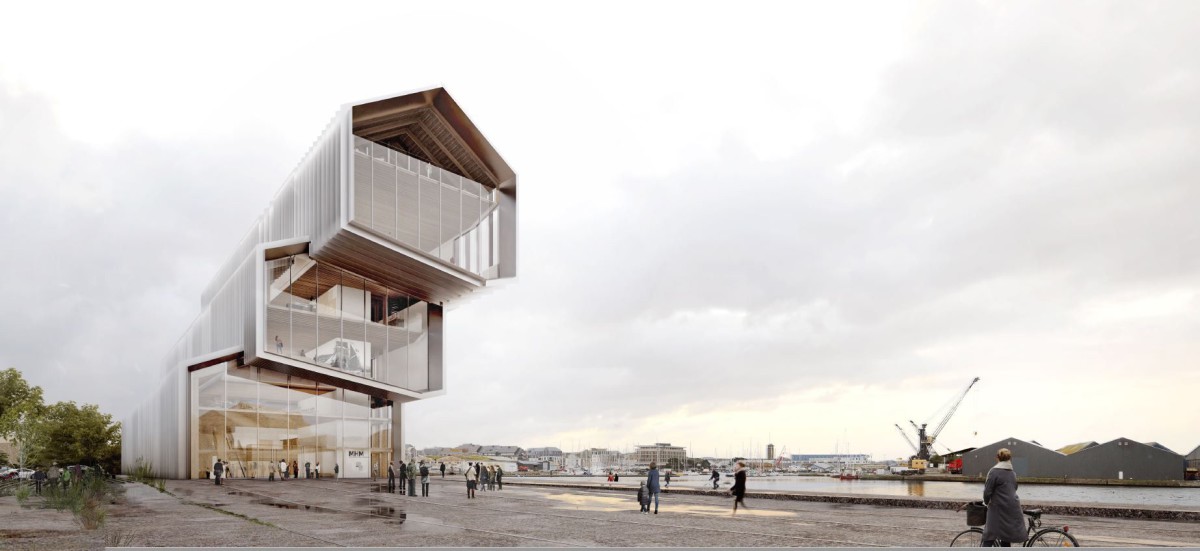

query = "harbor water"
[528, 475, 1200, 509]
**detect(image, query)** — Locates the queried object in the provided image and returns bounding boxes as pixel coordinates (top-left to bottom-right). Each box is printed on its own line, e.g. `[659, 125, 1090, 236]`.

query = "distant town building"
[456, 443, 483, 454]
[478, 446, 527, 460]
[636, 443, 687, 465]
[528, 447, 563, 458]
[767, 443, 775, 461]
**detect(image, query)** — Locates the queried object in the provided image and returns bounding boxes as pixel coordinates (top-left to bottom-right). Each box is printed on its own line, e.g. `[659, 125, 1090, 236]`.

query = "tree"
[0, 367, 44, 439]
[0, 368, 46, 469]
[32, 401, 121, 473]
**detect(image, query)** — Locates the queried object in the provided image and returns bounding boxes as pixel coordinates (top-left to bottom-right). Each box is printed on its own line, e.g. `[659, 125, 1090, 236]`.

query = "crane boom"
[894, 424, 919, 454]
[930, 377, 980, 439]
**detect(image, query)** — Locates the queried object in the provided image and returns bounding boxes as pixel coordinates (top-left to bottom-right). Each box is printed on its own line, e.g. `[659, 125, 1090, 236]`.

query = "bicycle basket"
[965, 501, 987, 526]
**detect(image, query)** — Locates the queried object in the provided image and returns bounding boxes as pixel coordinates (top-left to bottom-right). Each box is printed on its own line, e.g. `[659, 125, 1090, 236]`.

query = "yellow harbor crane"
[894, 377, 980, 473]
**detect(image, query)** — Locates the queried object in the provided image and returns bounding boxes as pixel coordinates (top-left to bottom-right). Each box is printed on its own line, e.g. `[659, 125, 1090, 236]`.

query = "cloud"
[2, 1, 1198, 461]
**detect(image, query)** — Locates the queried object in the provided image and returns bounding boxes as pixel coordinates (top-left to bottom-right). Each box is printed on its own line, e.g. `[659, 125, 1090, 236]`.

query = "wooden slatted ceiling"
[314, 229, 483, 305]
[353, 106, 499, 189]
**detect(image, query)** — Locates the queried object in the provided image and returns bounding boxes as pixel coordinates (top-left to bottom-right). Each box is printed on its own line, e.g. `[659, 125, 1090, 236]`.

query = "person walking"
[47, 463, 60, 489]
[646, 461, 662, 514]
[465, 462, 477, 499]
[440, 462, 446, 478]
[496, 466, 504, 490]
[280, 460, 288, 480]
[213, 458, 224, 486]
[292, 460, 299, 480]
[420, 461, 431, 496]
[638, 481, 651, 514]
[710, 468, 720, 489]
[32, 468, 45, 495]
[387, 462, 396, 493]
[982, 448, 1026, 547]
[730, 461, 749, 515]
[665, 470, 672, 487]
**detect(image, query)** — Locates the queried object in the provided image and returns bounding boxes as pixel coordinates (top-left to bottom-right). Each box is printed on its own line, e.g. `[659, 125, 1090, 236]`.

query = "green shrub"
[15, 483, 32, 503]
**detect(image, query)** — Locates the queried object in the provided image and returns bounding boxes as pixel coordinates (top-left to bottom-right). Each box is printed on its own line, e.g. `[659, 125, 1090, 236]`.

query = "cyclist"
[982, 448, 1025, 547]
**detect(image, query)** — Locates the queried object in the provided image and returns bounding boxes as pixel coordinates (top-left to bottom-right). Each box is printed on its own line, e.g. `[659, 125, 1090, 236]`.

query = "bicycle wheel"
[951, 527, 984, 547]
[1026, 528, 1079, 547]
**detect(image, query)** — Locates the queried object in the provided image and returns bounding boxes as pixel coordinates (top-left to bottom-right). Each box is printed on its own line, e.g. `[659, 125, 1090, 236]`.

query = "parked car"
[15, 468, 36, 480]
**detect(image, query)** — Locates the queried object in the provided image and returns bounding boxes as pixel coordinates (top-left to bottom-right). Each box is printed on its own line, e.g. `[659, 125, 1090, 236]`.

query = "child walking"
[638, 481, 651, 514]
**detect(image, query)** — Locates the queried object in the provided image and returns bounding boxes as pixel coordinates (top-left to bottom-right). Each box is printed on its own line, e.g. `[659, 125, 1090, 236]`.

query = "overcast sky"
[1, 1, 1198, 461]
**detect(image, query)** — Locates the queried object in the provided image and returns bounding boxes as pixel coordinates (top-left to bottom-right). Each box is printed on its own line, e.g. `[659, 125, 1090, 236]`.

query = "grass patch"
[104, 527, 136, 547]
[14, 482, 32, 504]
[41, 472, 116, 530]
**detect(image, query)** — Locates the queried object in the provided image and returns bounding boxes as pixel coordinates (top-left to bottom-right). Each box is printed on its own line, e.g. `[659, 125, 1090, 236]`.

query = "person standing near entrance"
[982, 448, 1026, 547]
[305, 461, 311, 480]
[496, 466, 504, 490]
[280, 459, 288, 480]
[420, 461, 430, 496]
[730, 461, 749, 515]
[406, 460, 417, 496]
[292, 460, 299, 480]
[315, 462, 321, 479]
[397, 461, 406, 493]
[387, 463, 396, 493]
[213, 459, 224, 486]
[334, 463, 340, 480]
[646, 462, 661, 514]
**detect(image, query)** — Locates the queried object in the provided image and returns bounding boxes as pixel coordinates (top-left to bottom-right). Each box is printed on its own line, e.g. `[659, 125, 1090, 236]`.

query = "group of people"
[463, 462, 503, 498]
[387, 460, 444, 496]
[636, 461, 749, 516]
[273, 459, 325, 480]
[28, 463, 86, 495]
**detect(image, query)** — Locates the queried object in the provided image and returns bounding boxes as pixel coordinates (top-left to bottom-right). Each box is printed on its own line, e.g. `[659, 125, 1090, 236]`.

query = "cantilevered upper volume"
[123, 88, 516, 479]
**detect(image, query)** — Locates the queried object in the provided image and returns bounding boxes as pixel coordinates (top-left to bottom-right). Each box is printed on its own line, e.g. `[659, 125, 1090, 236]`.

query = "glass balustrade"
[352, 136, 501, 279]
[264, 253, 433, 392]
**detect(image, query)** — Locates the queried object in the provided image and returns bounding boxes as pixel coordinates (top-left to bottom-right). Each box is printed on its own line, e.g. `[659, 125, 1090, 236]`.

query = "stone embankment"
[507, 480, 1200, 522]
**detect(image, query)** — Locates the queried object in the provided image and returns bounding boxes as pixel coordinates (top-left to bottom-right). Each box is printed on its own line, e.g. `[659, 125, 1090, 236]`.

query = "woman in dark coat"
[730, 461, 749, 515]
[982, 448, 1027, 546]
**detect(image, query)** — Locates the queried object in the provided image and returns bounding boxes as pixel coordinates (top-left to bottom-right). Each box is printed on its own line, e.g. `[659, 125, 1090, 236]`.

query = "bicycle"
[951, 507, 1080, 547]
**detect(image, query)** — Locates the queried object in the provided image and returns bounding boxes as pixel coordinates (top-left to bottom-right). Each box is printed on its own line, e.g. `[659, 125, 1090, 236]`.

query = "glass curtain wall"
[352, 136, 500, 278]
[190, 362, 391, 480]
[264, 254, 431, 391]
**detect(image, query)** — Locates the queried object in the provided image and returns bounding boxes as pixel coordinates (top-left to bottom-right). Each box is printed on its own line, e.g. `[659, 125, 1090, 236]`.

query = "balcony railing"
[352, 137, 501, 279]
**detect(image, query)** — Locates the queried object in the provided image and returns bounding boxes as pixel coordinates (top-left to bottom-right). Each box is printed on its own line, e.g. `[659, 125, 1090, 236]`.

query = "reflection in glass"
[190, 364, 390, 479]
[261, 255, 432, 392]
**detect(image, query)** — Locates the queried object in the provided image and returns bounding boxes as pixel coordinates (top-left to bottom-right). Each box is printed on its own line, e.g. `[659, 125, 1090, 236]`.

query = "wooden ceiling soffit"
[314, 230, 483, 304]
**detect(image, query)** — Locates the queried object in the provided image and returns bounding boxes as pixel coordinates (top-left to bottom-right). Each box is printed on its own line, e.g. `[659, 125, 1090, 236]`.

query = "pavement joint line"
[155, 483, 345, 548]
[217, 482, 587, 548]
[291, 479, 889, 548]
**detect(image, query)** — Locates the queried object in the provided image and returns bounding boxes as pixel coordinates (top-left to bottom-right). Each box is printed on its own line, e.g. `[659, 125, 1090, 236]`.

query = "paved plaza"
[3, 478, 1200, 549]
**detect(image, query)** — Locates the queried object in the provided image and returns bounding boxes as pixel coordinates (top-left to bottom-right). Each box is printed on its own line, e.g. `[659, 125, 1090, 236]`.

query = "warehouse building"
[964, 437, 1186, 481]
[962, 437, 1069, 478]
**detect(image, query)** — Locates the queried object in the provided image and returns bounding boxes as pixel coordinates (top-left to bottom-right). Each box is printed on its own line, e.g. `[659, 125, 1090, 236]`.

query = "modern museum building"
[123, 88, 516, 479]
